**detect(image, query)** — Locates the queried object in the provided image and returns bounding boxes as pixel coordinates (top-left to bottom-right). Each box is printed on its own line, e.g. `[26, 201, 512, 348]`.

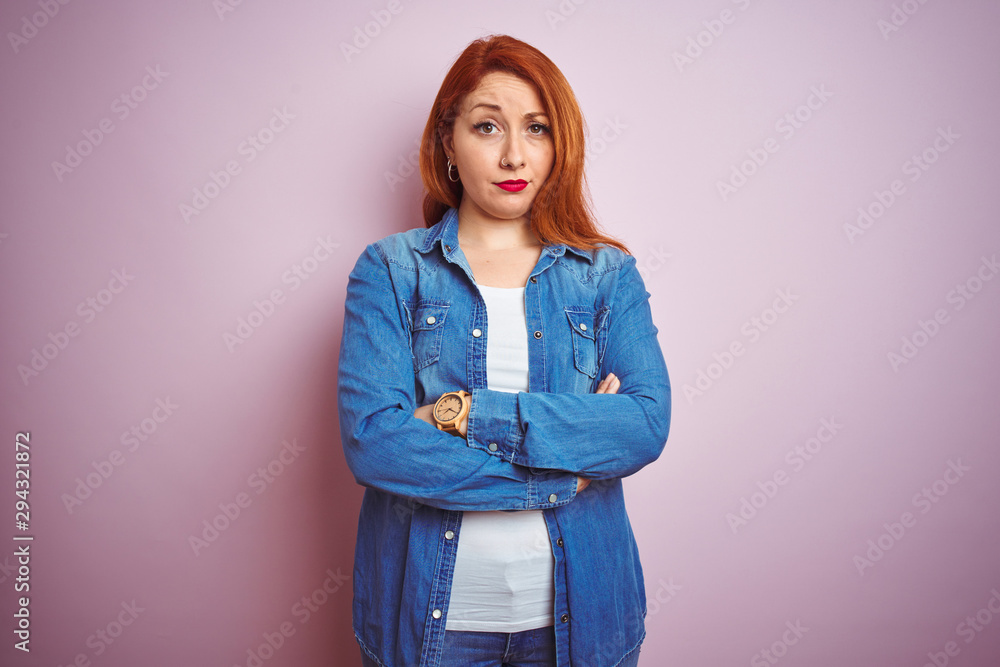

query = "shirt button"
[548, 493, 557, 503]
[579, 323, 587, 331]
[560, 613, 569, 623]
[530, 276, 537, 283]
[534, 331, 542, 339]
[426, 316, 436, 325]
[488, 443, 498, 452]
[472, 328, 482, 338]
[445, 530, 455, 540]
[432, 609, 442, 619]
[556, 537, 564, 547]
[445, 245, 451, 252]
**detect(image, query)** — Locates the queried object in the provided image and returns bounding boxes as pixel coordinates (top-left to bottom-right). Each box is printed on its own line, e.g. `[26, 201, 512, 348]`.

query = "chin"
[489, 206, 533, 221]
[487, 197, 535, 219]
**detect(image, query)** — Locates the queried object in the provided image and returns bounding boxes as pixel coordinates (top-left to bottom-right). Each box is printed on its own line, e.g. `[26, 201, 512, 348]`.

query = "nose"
[502, 134, 525, 169]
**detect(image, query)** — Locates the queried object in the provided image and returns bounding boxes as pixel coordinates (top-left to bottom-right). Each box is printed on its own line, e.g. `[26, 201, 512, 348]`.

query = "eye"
[473, 121, 498, 135]
[528, 123, 551, 135]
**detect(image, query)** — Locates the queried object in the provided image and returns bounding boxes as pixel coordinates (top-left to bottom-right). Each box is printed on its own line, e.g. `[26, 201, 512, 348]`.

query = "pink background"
[2, 1, 999, 665]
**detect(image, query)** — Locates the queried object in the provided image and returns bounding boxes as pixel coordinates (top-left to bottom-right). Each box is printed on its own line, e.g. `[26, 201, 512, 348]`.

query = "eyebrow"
[468, 102, 548, 120]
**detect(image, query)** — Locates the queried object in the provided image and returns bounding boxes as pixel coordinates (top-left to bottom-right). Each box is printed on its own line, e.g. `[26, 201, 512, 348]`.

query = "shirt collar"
[415, 207, 595, 264]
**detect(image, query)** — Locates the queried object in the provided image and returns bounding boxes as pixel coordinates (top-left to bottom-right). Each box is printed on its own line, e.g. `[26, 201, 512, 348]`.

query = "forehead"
[462, 72, 545, 114]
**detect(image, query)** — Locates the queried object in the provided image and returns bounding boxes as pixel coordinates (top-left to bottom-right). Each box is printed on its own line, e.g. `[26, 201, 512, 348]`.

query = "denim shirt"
[337, 207, 671, 666]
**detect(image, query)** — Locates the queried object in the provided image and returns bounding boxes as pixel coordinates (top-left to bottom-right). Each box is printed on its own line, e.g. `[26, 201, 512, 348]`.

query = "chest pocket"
[404, 298, 450, 372]
[565, 306, 610, 378]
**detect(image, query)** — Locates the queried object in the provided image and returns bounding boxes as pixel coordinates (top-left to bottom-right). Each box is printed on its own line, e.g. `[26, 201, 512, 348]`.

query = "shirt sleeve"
[337, 242, 579, 512]
[466, 254, 671, 479]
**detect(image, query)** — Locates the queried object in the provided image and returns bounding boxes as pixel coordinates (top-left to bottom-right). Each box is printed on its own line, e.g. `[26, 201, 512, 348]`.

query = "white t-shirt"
[445, 283, 555, 632]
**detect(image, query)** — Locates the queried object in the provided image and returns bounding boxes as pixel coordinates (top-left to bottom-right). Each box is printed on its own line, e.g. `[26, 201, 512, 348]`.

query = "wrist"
[432, 390, 471, 437]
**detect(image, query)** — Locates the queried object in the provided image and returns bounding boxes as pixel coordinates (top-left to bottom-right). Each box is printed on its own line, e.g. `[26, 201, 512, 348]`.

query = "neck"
[456, 202, 540, 251]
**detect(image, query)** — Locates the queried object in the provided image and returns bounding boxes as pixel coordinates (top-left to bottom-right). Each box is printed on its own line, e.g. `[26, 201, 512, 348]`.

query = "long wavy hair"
[418, 34, 630, 255]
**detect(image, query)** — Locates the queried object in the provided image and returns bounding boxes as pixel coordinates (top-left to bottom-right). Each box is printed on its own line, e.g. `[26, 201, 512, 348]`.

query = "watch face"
[434, 394, 463, 422]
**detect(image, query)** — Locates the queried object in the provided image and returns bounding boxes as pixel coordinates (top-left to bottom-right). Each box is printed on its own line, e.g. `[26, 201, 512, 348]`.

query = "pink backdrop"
[2, 1, 999, 665]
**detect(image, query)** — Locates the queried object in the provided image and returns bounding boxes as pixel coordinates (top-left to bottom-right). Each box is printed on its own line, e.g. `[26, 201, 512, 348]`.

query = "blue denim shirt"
[337, 207, 671, 666]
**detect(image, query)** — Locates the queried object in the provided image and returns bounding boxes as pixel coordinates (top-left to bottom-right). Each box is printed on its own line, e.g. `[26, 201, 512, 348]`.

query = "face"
[441, 72, 555, 225]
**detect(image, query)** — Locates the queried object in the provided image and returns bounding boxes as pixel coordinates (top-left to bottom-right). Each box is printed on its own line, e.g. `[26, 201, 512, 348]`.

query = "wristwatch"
[432, 390, 471, 436]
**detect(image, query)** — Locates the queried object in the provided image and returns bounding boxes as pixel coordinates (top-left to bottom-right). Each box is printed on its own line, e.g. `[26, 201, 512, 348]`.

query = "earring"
[446, 157, 460, 183]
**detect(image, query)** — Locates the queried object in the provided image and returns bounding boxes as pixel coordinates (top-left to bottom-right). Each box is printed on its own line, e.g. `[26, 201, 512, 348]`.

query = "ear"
[438, 124, 455, 160]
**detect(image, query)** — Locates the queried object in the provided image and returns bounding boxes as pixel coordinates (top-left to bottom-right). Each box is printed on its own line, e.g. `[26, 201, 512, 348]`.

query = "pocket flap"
[564, 307, 596, 341]
[410, 302, 449, 331]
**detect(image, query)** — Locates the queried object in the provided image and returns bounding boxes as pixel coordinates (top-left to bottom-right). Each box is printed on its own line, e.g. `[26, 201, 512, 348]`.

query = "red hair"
[418, 34, 630, 255]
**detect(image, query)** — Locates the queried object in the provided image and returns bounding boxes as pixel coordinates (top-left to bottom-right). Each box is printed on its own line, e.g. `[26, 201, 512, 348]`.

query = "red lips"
[496, 180, 527, 192]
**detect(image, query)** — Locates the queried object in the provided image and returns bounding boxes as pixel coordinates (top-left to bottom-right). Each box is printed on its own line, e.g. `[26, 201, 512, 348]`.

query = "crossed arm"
[412, 373, 623, 494]
[338, 243, 670, 512]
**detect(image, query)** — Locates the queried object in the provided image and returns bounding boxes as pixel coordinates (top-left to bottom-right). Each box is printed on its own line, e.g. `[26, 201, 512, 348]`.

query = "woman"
[338, 34, 670, 667]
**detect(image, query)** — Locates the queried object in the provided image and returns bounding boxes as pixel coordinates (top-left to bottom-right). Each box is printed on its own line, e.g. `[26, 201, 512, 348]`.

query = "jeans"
[359, 626, 641, 666]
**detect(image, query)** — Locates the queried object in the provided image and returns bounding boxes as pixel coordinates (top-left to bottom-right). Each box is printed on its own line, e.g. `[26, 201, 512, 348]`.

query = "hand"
[576, 373, 620, 493]
[413, 401, 468, 438]
[413, 403, 435, 426]
[595, 372, 620, 394]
